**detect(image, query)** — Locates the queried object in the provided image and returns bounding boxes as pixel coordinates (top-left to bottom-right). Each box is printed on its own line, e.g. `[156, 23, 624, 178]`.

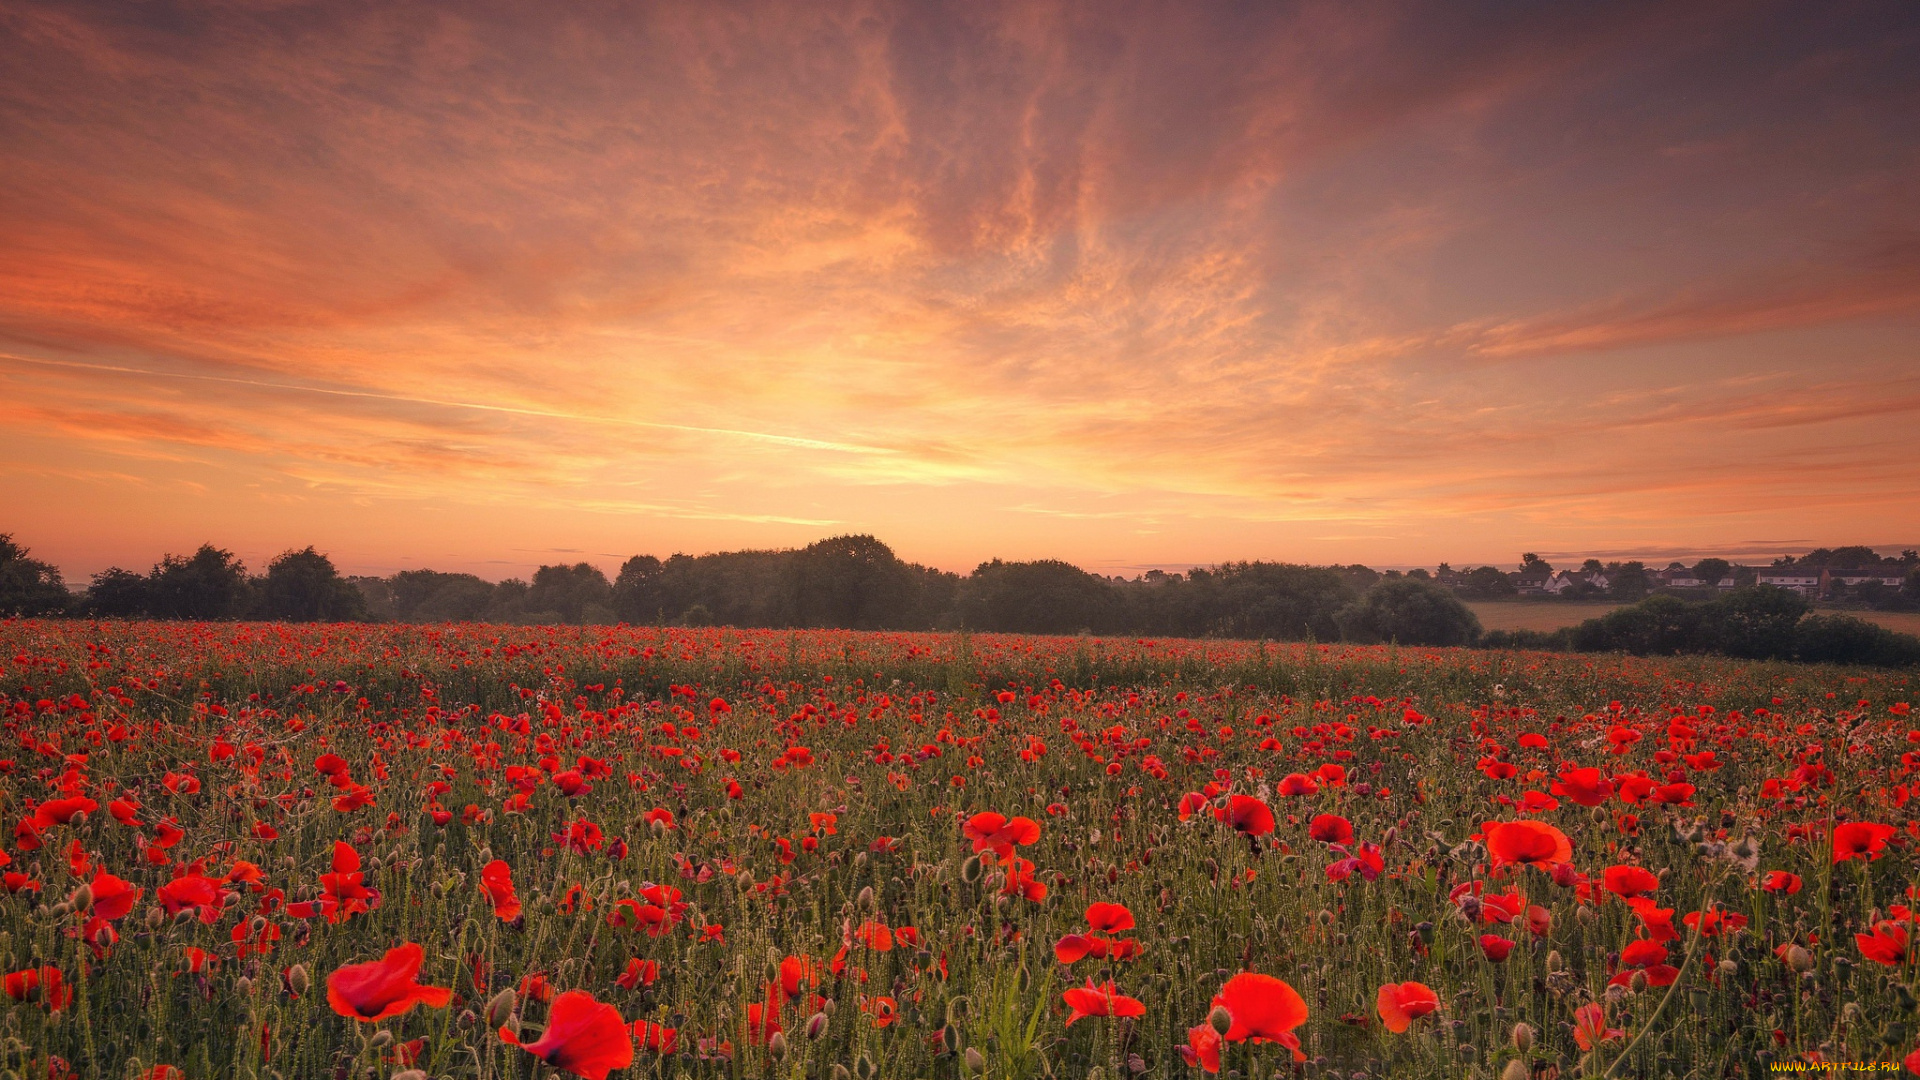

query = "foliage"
[0, 535, 70, 616]
[1334, 579, 1482, 647]
[0, 621, 1915, 1079]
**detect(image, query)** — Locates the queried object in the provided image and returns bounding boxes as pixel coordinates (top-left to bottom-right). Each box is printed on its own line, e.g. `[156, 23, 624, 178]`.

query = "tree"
[259, 548, 367, 622]
[526, 563, 613, 624]
[786, 535, 919, 629]
[957, 559, 1117, 634]
[611, 555, 666, 624]
[1519, 553, 1551, 574]
[1692, 558, 1731, 587]
[86, 568, 153, 617]
[1795, 615, 1920, 668]
[1334, 579, 1481, 646]
[0, 535, 70, 616]
[148, 544, 251, 620]
[1460, 566, 1515, 599]
[1703, 585, 1808, 659]
[1607, 562, 1650, 601]
[1566, 594, 1708, 656]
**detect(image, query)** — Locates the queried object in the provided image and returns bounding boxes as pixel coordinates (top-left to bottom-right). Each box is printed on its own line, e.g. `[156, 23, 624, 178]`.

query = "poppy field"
[0, 621, 1916, 1079]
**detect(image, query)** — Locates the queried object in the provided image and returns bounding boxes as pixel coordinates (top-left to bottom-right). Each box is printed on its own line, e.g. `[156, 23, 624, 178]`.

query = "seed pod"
[1784, 945, 1814, 973]
[1208, 1005, 1232, 1035]
[486, 988, 518, 1027]
[250, 914, 268, 935]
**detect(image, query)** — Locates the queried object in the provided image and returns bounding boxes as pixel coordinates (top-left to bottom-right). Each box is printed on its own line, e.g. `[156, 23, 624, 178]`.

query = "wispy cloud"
[2, 0, 1917, 578]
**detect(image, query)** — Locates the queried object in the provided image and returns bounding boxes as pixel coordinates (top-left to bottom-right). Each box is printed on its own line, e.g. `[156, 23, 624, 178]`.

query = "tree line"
[2, 531, 1915, 666]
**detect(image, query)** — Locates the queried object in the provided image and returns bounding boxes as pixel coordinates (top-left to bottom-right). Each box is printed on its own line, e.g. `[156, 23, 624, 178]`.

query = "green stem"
[1601, 880, 1712, 1080]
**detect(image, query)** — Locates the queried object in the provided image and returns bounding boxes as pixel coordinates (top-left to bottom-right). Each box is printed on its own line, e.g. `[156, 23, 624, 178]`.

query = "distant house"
[1512, 566, 1553, 595]
[1756, 568, 1820, 596]
[1822, 568, 1905, 590]
[1543, 569, 1609, 595]
[1656, 566, 1704, 589]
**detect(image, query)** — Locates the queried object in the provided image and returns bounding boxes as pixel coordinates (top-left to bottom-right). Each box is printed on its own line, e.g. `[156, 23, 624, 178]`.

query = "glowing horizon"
[4, 2, 1918, 584]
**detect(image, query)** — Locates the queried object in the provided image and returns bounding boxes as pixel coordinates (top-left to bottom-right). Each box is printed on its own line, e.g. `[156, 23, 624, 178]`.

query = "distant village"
[1416, 546, 1918, 603]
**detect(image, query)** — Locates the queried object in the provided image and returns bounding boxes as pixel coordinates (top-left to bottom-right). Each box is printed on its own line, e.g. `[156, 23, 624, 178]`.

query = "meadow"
[0, 620, 1914, 1079]
[1466, 600, 1920, 639]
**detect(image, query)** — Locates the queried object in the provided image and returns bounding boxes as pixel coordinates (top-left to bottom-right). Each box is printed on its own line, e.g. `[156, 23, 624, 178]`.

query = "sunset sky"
[4, 1, 1918, 582]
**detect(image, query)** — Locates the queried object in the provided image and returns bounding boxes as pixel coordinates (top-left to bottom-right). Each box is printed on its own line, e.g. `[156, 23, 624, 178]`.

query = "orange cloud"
[2, 1, 1917, 580]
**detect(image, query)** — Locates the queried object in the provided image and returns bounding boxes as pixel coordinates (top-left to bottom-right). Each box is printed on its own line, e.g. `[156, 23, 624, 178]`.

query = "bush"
[1334, 579, 1481, 646]
[1794, 615, 1920, 668]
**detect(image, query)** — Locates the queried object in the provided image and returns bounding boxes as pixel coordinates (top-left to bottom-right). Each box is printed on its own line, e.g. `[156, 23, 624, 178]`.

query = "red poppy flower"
[324, 943, 452, 1022]
[1761, 871, 1802, 894]
[3, 966, 70, 1010]
[1085, 902, 1135, 933]
[962, 812, 1041, 860]
[632, 1019, 677, 1055]
[1832, 822, 1896, 864]
[1179, 1023, 1223, 1073]
[502, 989, 635, 1080]
[1550, 767, 1613, 807]
[1276, 773, 1319, 797]
[1308, 815, 1353, 845]
[1055, 934, 1093, 964]
[1376, 981, 1439, 1033]
[1682, 907, 1747, 937]
[1478, 935, 1515, 961]
[87, 870, 141, 922]
[854, 921, 893, 951]
[617, 958, 660, 990]
[1061, 979, 1146, 1026]
[1603, 865, 1659, 899]
[480, 859, 521, 921]
[1219, 795, 1275, 838]
[1626, 897, 1678, 943]
[1211, 972, 1307, 1058]
[1572, 1003, 1624, 1050]
[1482, 820, 1573, 870]
[1857, 921, 1912, 966]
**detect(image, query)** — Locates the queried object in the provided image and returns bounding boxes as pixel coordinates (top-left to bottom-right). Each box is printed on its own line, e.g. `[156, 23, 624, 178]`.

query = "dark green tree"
[611, 555, 666, 624]
[526, 563, 613, 624]
[259, 548, 367, 622]
[1460, 566, 1516, 599]
[148, 544, 252, 620]
[0, 535, 70, 616]
[1692, 558, 1732, 587]
[1702, 585, 1809, 659]
[957, 559, 1117, 634]
[787, 535, 918, 629]
[1334, 579, 1481, 646]
[86, 568, 154, 617]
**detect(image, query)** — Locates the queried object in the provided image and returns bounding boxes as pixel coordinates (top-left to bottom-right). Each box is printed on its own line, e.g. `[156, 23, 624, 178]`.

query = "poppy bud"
[1208, 1005, 1232, 1035]
[1511, 1022, 1533, 1052]
[1716, 960, 1738, 980]
[1316, 909, 1332, 926]
[946, 996, 971, 1024]
[1545, 950, 1564, 973]
[457, 1009, 479, 1028]
[854, 853, 868, 869]
[1783, 945, 1813, 973]
[1415, 921, 1435, 944]
[368, 1030, 393, 1049]
[960, 857, 983, 884]
[235, 977, 252, 995]
[857, 886, 876, 911]
[146, 906, 165, 930]
[831, 1067, 851, 1080]
[854, 1054, 877, 1080]
[966, 1047, 985, 1074]
[1016, 965, 1031, 991]
[1629, 971, 1648, 993]
[941, 1025, 960, 1054]
[1603, 984, 1627, 1005]
[68, 812, 86, 828]
[1501, 1060, 1529, 1080]
[1455, 1043, 1477, 1063]
[486, 988, 517, 1027]
[250, 914, 267, 935]
[822, 997, 837, 1015]
[768, 1033, 787, 1061]
[70, 884, 92, 911]
[287, 964, 310, 996]
[392, 1071, 428, 1080]
[1576, 905, 1596, 924]
[807, 1012, 829, 1040]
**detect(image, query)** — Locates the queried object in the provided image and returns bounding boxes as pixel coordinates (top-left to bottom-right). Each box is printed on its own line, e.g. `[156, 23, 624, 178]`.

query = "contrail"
[0, 352, 893, 456]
